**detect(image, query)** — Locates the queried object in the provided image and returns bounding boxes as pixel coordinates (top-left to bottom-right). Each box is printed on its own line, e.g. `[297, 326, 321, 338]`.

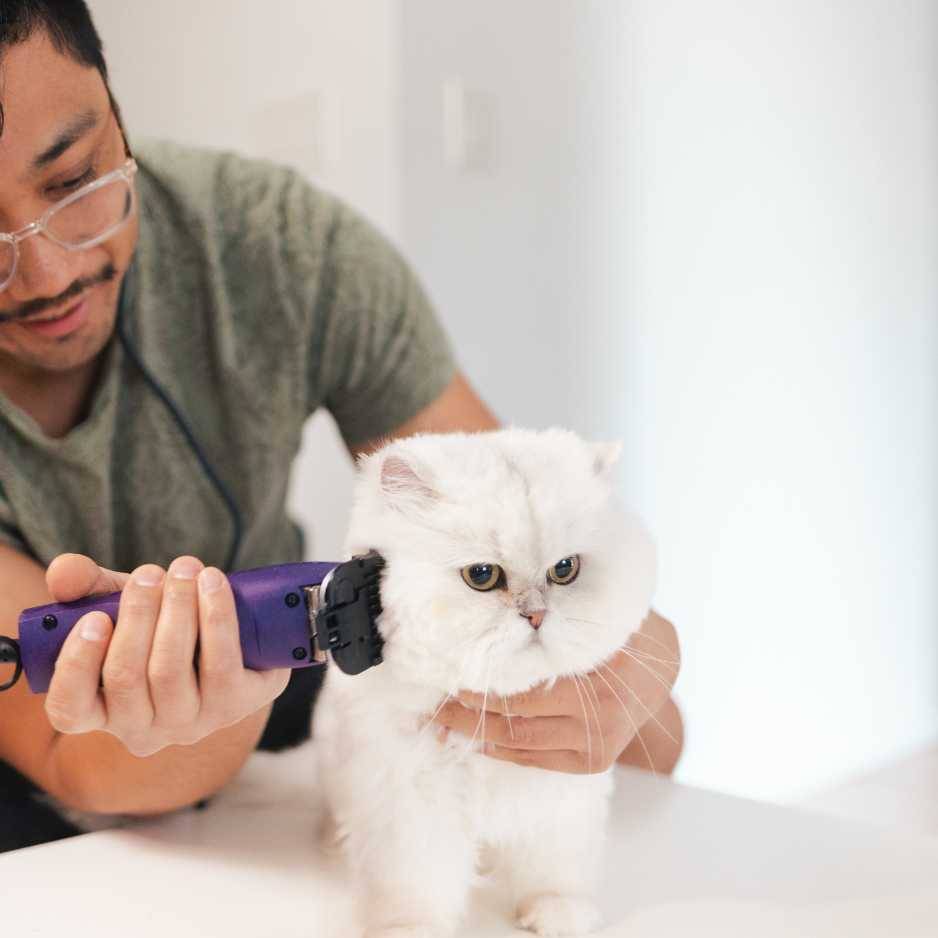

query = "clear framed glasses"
[0, 157, 138, 293]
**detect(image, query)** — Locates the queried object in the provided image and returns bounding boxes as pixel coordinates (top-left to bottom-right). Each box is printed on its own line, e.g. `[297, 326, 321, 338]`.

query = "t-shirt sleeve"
[306, 202, 457, 449]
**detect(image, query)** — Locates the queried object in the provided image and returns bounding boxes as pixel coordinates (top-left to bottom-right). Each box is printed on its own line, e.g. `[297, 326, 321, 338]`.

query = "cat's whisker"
[463, 637, 497, 760]
[415, 691, 457, 745]
[437, 624, 506, 693]
[412, 640, 479, 764]
[463, 706, 486, 760]
[558, 612, 675, 701]
[615, 645, 678, 695]
[570, 673, 598, 773]
[556, 648, 606, 759]
[561, 613, 681, 664]
[581, 672, 615, 769]
[562, 616, 680, 667]
[481, 681, 489, 755]
[592, 665, 657, 776]
[473, 616, 521, 759]
[598, 662, 678, 746]
[579, 672, 607, 767]
[615, 645, 681, 669]
[501, 694, 515, 741]
[581, 671, 603, 714]
[628, 626, 681, 658]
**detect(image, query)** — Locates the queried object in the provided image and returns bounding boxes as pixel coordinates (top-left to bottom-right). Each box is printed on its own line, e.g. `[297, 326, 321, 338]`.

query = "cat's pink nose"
[523, 611, 545, 630]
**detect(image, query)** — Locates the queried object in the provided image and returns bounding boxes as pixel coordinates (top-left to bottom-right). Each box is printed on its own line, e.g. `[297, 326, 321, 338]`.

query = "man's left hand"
[428, 610, 682, 775]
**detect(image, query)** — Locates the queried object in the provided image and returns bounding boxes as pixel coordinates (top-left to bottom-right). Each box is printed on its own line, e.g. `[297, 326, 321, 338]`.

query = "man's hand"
[42, 553, 291, 758]
[426, 610, 681, 775]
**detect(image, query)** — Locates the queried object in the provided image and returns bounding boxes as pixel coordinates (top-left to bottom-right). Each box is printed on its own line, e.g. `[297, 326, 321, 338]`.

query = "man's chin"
[1, 309, 117, 377]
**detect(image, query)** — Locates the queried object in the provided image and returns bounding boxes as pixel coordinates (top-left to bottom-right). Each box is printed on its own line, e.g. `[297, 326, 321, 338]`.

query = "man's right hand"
[43, 553, 291, 758]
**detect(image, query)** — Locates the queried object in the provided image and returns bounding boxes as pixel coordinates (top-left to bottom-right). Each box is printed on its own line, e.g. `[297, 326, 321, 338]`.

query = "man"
[0, 0, 682, 853]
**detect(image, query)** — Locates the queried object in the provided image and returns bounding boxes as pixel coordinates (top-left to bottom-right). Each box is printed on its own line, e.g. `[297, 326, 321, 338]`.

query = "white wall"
[400, 0, 938, 801]
[617, 0, 938, 801]
[89, 0, 938, 803]
[88, 0, 402, 561]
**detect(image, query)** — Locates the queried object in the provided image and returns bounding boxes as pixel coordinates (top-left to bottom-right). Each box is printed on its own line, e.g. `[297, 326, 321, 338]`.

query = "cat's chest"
[315, 671, 613, 842]
[438, 743, 613, 842]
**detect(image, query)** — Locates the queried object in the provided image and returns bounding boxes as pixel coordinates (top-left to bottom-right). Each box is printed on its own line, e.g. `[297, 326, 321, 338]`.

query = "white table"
[3, 744, 938, 937]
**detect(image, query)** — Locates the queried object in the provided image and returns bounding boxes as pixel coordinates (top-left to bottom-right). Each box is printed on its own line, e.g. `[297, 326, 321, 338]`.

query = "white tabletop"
[3, 744, 938, 937]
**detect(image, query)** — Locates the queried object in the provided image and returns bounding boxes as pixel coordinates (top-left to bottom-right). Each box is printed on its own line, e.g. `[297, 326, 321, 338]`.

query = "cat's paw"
[515, 893, 603, 937]
[364, 927, 444, 938]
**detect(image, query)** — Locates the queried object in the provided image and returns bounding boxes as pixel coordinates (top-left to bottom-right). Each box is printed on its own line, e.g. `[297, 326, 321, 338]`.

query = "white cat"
[312, 427, 657, 938]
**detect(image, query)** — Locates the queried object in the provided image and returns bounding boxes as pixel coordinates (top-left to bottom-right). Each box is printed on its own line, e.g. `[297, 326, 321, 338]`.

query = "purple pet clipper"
[0, 553, 386, 694]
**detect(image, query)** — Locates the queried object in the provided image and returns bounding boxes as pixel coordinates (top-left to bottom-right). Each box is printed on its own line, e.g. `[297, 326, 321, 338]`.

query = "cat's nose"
[522, 610, 545, 630]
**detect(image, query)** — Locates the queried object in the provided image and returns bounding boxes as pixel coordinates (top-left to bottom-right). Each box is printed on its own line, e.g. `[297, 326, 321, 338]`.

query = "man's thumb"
[45, 552, 132, 602]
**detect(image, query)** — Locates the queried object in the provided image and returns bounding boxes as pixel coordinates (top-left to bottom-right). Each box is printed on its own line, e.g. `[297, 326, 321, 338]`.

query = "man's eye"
[53, 168, 96, 193]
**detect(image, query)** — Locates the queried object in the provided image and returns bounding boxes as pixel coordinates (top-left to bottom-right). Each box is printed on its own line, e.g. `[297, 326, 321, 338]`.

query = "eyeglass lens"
[0, 177, 133, 289]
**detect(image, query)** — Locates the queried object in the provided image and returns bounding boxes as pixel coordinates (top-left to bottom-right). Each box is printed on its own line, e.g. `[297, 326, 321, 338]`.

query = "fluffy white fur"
[312, 427, 656, 938]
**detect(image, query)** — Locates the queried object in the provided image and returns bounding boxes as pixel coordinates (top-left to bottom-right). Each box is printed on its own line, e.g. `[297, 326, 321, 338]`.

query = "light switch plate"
[443, 78, 498, 173]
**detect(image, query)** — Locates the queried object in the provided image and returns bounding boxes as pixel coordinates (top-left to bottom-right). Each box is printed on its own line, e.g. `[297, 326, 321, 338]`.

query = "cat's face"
[344, 428, 656, 697]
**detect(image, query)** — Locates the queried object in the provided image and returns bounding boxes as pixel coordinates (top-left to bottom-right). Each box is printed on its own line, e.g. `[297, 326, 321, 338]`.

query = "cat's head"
[345, 428, 656, 696]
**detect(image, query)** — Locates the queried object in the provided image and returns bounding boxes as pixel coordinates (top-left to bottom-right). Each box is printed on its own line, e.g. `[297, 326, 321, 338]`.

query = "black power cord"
[0, 636, 21, 691]
[113, 275, 243, 572]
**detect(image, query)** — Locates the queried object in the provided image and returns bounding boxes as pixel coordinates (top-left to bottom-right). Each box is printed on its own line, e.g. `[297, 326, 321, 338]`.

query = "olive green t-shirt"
[0, 139, 456, 572]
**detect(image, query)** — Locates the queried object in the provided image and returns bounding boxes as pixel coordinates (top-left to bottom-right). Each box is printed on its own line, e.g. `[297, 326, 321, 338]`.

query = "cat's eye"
[547, 555, 580, 585]
[461, 563, 504, 591]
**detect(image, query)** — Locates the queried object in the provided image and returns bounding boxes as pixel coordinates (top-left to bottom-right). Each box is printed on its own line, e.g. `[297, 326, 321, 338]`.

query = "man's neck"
[0, 352, 106, 439]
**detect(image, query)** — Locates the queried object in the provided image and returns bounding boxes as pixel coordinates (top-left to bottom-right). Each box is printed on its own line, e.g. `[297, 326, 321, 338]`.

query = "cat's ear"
[379, 453, 437, 507]
[591, 441, 622, 481]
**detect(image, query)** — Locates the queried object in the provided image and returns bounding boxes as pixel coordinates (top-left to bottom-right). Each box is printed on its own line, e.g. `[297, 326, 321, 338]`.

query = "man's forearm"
[47, 702, 274, 815]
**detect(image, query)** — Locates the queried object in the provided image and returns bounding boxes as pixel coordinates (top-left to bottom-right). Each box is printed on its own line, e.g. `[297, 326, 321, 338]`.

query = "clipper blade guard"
[314, 552, 385, 675]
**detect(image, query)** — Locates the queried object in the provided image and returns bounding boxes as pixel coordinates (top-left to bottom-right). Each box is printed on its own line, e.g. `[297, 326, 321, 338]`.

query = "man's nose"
[521, 610, 545, 630]
[6, 234, 78, 302]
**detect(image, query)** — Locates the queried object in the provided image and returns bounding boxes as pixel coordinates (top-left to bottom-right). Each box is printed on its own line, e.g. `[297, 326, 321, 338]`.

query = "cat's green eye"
[547, 555, 580, 585]
[461, 563, 503, 592]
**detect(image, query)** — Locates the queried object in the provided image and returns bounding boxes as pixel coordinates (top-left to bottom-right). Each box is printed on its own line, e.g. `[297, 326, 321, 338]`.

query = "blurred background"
[86, 0, 938, 810]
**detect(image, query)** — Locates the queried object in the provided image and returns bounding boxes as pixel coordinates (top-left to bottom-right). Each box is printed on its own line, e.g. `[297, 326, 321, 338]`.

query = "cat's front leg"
[500, 786, 609, 937]
[344, 797, 476, 938]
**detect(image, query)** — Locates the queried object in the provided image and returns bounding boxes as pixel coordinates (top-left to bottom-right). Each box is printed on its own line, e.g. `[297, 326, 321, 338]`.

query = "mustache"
[0, 262, 118, 324]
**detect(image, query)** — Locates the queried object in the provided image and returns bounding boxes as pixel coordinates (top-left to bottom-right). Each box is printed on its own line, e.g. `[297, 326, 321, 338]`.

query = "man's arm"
[0, 545, 275, 815]
[347, 370, 500, 459]
[0, 368, 678, 820]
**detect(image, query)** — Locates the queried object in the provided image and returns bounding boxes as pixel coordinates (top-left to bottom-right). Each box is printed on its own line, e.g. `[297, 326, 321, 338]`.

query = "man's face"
[0, 30, 137, 377]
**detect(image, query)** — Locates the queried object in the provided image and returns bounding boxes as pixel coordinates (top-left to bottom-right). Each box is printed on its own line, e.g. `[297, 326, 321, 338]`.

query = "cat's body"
[312, 428, 656, 938]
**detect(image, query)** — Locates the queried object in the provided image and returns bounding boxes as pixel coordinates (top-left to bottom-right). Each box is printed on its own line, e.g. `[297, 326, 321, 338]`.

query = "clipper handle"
[17, 561, 338, 694]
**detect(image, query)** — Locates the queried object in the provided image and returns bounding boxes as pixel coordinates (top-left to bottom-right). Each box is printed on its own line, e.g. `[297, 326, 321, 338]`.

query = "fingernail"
[79, 613, 109, 642]
[198, 567, 224, 592]
[133, 564, 164, 587]
[170, 557, 202, 580]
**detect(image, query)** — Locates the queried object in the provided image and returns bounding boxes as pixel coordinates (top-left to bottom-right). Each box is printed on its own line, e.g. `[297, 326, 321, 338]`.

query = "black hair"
[0, 0, 118, 137]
